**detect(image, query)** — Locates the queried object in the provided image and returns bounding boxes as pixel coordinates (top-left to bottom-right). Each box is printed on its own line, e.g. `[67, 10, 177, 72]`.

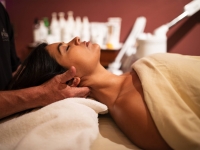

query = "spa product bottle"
[50, 12, 61, 42]
[73, 16, 82, 38]
[33, 18, 40, 43]
[67, 11, 75, 39]
[38, 20, 48, 42]
[58, 12, 66, 41]
[43, 17, 50, 34]
[81, 16, 90, 41]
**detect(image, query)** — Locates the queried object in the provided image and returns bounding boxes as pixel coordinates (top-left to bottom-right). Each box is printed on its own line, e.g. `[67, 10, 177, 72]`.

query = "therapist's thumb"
[59, 66, 76, 83]
[69, 86, 90, 98]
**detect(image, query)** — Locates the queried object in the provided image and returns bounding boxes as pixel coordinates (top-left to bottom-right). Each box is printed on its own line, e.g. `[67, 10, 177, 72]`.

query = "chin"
[93, 43, 101, 50]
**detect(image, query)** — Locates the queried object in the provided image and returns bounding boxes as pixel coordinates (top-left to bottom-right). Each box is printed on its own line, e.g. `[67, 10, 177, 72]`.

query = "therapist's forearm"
[0, 86, 44, 119]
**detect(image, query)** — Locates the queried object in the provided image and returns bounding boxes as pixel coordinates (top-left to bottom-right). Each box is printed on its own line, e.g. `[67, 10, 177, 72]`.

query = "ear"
[70, 77, 80, 87]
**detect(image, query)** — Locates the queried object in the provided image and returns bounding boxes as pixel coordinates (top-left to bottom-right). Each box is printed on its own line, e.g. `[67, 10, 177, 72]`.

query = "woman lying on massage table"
[8, 37, 200, 150]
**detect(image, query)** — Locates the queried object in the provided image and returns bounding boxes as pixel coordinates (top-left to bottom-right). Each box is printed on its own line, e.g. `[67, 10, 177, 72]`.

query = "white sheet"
[0, 98, 107, 150]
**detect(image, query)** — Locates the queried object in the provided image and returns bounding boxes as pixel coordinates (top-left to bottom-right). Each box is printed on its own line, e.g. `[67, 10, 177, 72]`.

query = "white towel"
[0, 98, 108, 150]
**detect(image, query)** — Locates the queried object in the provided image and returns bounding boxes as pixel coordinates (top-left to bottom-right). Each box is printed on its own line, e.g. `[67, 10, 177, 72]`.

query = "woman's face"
[45, 37, 101, 77]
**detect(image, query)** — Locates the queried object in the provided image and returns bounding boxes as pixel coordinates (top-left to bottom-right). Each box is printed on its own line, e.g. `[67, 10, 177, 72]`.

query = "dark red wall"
[5, 0, 200, 61]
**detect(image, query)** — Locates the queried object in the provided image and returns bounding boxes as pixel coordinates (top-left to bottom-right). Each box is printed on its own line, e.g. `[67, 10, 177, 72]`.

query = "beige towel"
[132, 53, 200, 150]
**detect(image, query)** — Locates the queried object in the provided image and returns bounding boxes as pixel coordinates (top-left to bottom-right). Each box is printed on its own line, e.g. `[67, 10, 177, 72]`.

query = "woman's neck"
[79, 64, 128, 108]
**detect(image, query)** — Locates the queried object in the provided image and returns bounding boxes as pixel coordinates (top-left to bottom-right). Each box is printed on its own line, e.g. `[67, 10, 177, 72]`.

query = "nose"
[73, 37, 81, 45]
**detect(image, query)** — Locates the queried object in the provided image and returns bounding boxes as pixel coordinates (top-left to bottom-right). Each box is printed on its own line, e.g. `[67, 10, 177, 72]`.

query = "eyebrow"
[57, 43, 63, 54]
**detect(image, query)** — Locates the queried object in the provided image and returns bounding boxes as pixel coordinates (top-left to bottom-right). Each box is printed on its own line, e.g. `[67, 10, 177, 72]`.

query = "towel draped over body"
[132, 53, 200, 150]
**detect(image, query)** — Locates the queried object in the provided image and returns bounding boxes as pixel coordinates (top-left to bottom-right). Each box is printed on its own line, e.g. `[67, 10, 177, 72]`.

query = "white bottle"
[38, 20, 48, 42]
[106, 17, 122, 49]
[50, 12, 61, 42]
[67, 11, 75, 38]
[33, 18, 40, 43]
[73, 16, 82, 37]
[58, 12, 66, 41]
[81, 16, 90, 41]
[58, 12, 66, 29]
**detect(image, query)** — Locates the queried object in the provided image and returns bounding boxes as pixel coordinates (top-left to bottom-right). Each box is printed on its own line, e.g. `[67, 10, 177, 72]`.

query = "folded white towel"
[0, 98, 107, 150]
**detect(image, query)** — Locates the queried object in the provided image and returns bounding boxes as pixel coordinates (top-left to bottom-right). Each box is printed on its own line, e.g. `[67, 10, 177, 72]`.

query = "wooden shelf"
[100, 49, 120, 67]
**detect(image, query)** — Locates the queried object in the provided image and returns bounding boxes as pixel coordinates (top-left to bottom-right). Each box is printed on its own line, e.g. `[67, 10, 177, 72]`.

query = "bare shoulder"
[109, 70, 172, 150]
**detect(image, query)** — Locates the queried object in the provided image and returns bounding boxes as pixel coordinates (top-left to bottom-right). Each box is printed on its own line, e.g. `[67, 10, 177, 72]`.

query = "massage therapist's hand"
[41, 66, 90, 104]
[0, 66, 89, 119]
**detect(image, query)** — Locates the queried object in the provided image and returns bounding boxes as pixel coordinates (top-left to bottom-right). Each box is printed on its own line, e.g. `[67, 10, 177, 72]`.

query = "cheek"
[58, 46, 100, 75]
[57, 57, 72, 70]
[60, 56, 83, 72]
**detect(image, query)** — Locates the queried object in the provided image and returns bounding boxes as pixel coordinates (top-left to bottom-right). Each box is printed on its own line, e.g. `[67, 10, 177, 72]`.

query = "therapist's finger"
[69, 87, 90, 98]
[59, 66, 76, 83]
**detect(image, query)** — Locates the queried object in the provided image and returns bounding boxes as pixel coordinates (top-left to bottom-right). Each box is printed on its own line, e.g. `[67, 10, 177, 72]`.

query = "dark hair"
[7, 43, 67, 90]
